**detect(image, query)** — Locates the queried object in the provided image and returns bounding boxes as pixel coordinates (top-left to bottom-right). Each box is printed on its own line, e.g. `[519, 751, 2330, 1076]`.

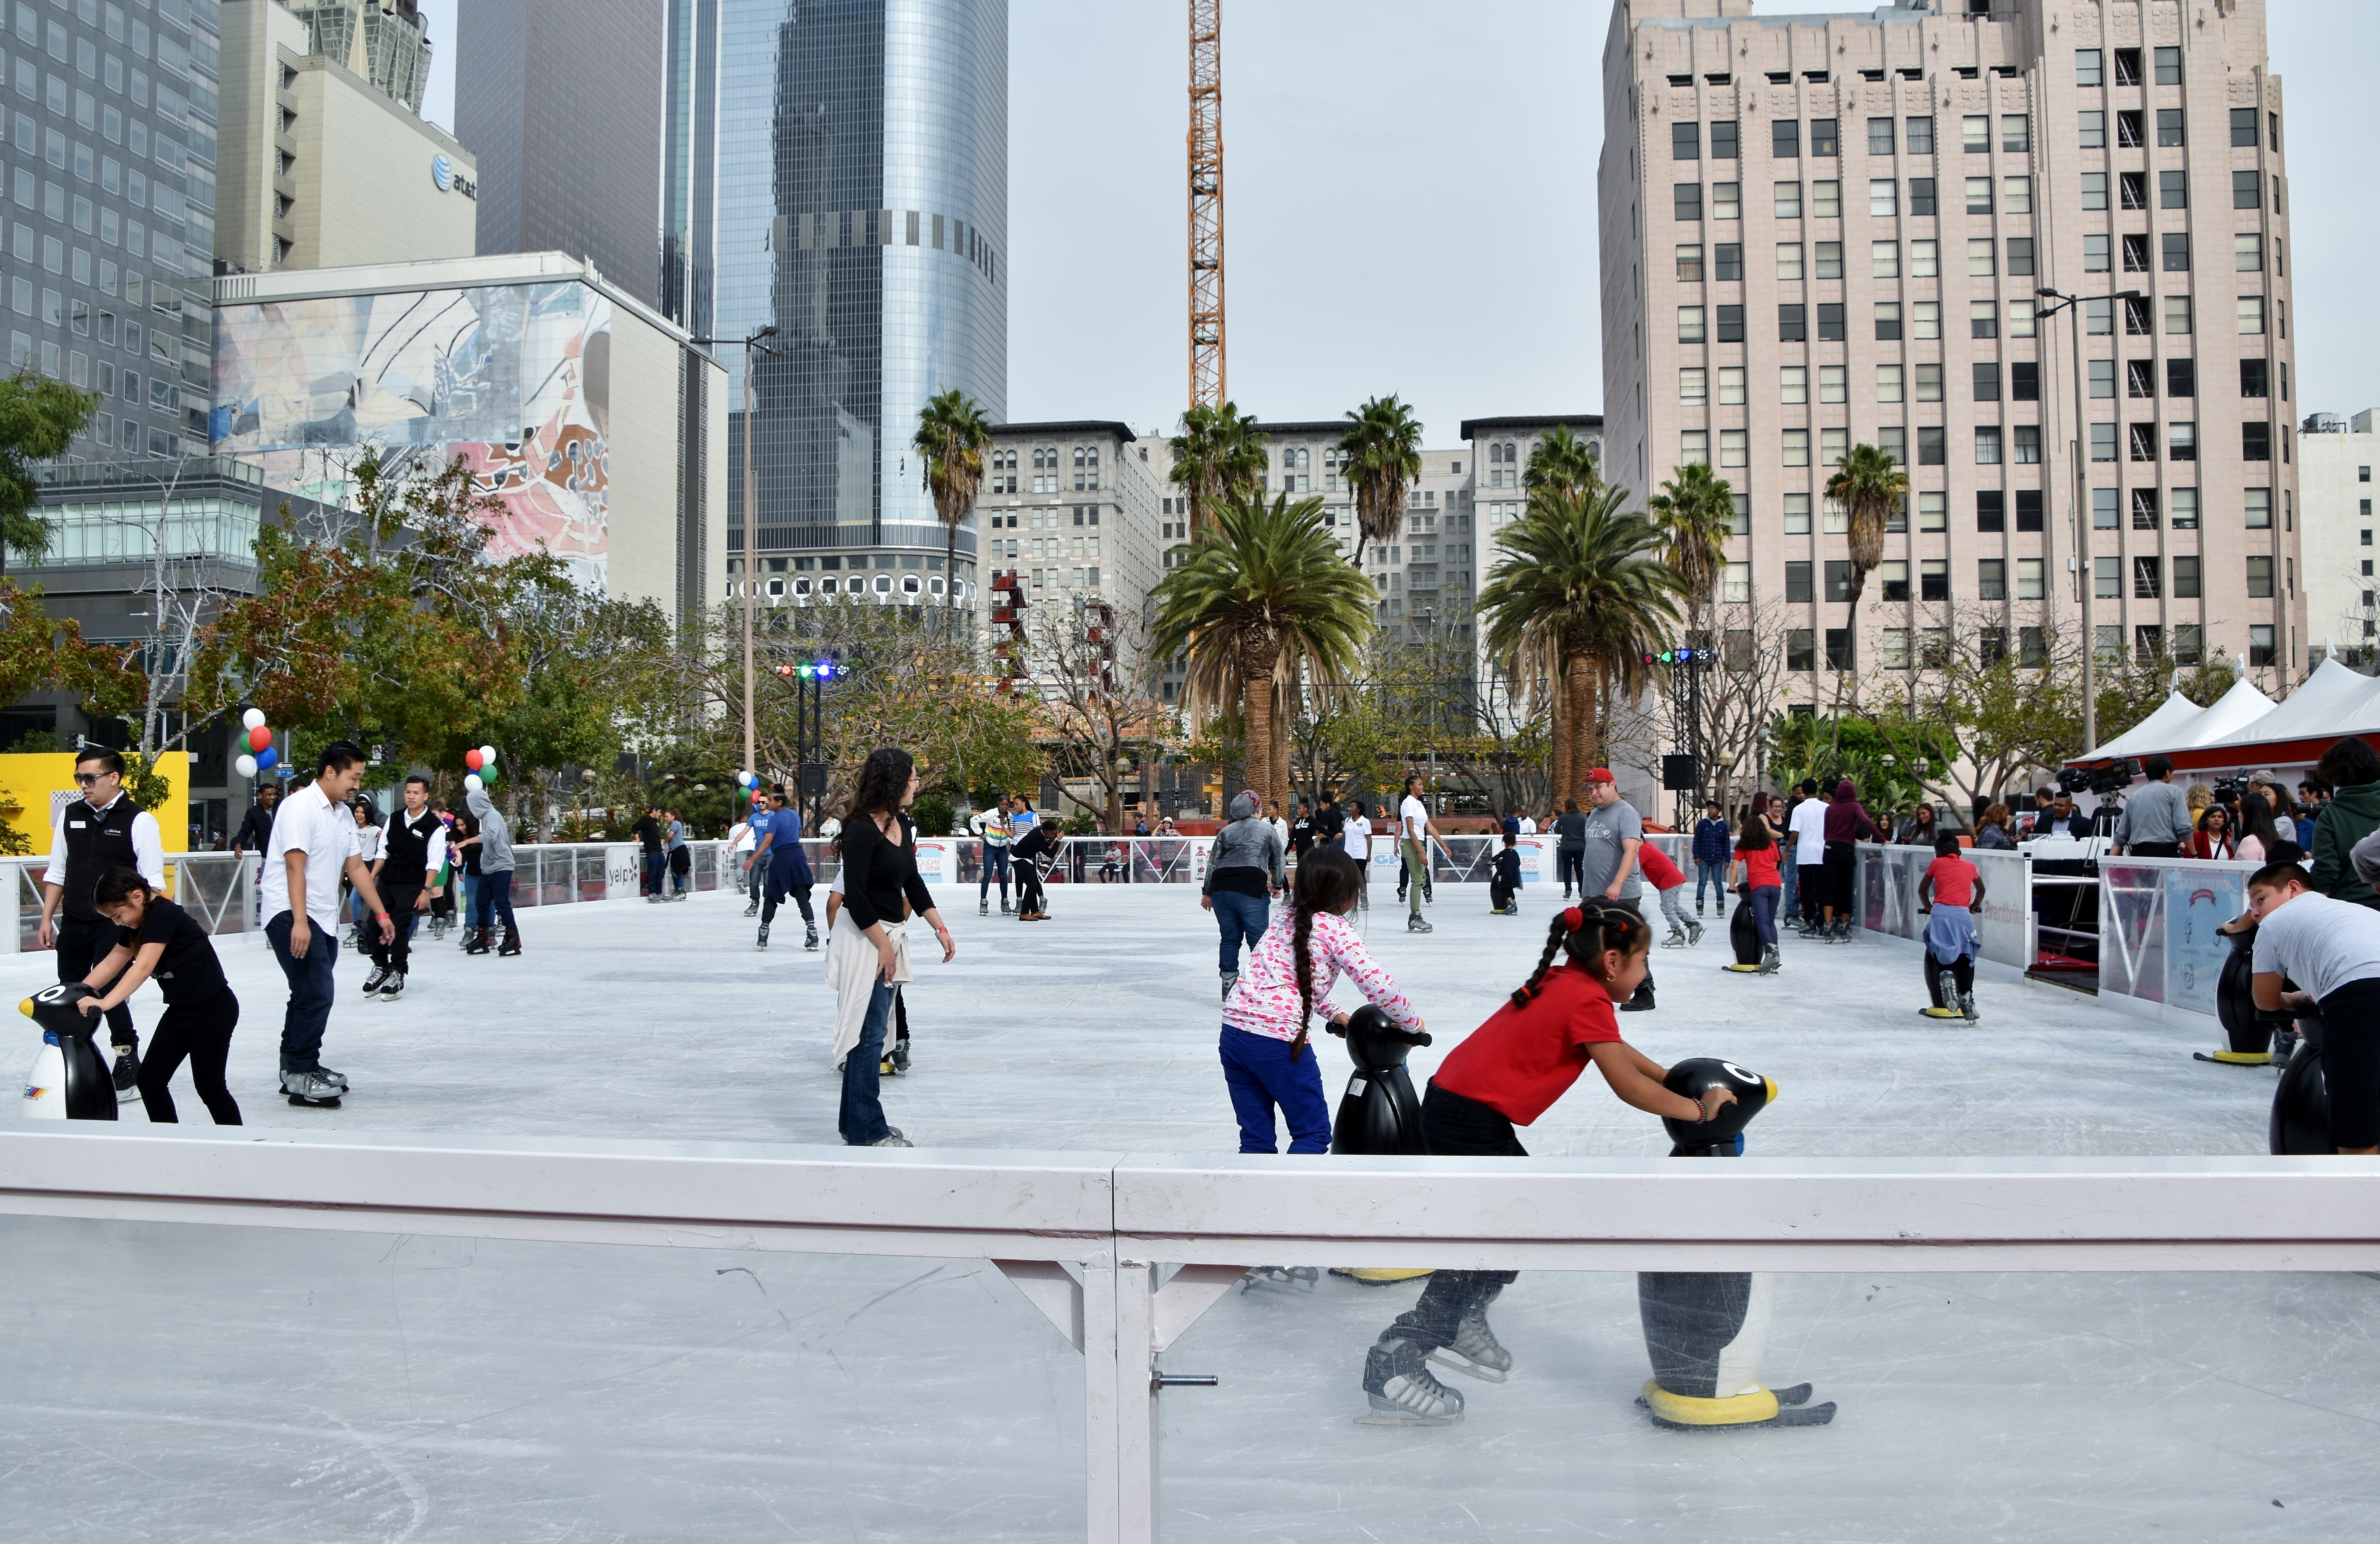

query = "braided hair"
[1509, 901, 1651, 1007]
[1290, 847, 1364, 1051]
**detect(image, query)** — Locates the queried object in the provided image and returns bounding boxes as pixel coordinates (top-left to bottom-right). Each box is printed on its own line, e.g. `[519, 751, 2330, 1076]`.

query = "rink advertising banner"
[210, 282, 614, 589]
[913, 840, 954, 884]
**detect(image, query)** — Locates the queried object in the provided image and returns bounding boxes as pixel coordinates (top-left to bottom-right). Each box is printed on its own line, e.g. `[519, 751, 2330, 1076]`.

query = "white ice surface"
[3, 884, 2374, 1540]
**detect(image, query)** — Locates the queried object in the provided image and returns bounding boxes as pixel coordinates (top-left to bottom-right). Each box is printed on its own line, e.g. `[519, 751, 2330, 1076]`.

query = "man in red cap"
[1578, 768, 1656, 1011]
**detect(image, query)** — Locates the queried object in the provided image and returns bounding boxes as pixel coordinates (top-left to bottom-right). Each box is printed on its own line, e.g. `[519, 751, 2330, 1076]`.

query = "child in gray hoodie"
[1202, 790, 1287, 998]
[463, 788, 521, 956]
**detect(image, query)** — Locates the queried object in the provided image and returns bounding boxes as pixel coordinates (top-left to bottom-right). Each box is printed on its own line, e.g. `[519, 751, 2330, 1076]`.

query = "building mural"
[210, 281, 613, 587]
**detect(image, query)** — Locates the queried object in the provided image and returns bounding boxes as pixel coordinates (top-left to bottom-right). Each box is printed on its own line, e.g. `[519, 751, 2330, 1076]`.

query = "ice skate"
[1661, 929, 1688, 949]
[1757, 944, 1781, 974]
[979, 897, 989, 916]
[756, 923, 770, 949]
[743, 899, 759, 918]
[890, 1036, 912, 1074]
[1238, 1266, 1320, 1295]
[1220, 971, 1238, 1001]
[853, 1133, 912, 1148]
[497, 926, 522, 957]
[1358, 1338, 1465, 1426]
[1958, 991, 1979, 1022]
[999, 898, 1012, 914]
[361, 965, 389, 996]
[465, 927, 492, 955]
[281, 1069, 344, 1108]
[1405, 913, 1433, 934]
[804, 926, 819, 951]
[1687, 921, 1706, 947]
[1427, 1311, 1513, 1384]
[111, 1044, 140, 1093]
[314, 1063, 350, 1090]
[377, 971, 406, 1000]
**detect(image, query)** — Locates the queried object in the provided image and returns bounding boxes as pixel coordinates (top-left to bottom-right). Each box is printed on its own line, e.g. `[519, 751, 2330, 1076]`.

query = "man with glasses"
[36, 747, 166, 1092]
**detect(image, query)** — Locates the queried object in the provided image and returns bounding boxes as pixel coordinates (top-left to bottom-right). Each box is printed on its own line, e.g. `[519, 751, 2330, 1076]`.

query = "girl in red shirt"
[1730, 809, 1784, 973]
[1359, 901, 1739, 1426]
[1917, 832, 1987, 1020]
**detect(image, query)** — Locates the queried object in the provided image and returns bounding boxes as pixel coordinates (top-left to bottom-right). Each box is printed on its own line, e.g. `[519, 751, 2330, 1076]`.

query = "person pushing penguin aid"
[20, 983, 117, 1121]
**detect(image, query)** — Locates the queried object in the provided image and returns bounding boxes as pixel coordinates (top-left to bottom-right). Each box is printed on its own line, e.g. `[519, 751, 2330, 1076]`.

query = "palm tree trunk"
[1240, 640, 1280, 819]
[1566, 654, 1598, 805]
[1549, 667, 1571, 814]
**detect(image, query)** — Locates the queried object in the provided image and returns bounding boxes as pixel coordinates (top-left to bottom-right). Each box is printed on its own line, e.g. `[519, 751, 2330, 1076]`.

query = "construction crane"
[1188, 0, 1224, 408]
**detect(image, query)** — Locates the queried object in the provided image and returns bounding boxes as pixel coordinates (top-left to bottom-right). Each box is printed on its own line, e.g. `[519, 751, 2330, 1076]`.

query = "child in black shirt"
[78, 866, 242, 1124]
[1490, 834, 1523, 915]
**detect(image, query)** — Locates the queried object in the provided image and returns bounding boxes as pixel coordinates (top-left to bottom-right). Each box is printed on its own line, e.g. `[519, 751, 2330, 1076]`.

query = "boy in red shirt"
[1916, 832, 1987, 1021]
[1358, 902, 1738, 1425]
[1636, 841, 1701, 949]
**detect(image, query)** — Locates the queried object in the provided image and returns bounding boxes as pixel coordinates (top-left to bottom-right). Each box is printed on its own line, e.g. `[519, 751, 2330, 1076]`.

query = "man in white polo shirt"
[262, 740, 394, 1107]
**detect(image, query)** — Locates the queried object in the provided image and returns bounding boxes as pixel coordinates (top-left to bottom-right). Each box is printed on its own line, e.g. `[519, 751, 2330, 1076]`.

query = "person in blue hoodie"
[1691, 799, 1732, 918]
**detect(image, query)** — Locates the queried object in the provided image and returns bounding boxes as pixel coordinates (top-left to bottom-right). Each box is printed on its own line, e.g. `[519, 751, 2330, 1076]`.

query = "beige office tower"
[1600, 0, 2304, 721]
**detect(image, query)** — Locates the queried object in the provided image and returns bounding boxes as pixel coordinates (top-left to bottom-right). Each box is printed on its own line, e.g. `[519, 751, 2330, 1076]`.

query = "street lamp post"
[2035, 287, 2140, 756]
[691, 325, 779, 779]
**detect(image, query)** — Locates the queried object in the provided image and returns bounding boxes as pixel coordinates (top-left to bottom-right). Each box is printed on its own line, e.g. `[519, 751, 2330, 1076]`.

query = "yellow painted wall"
[0, 753, 191, 857]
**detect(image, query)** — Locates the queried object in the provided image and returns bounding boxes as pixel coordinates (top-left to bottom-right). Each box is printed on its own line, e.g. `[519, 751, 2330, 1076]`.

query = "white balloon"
[234, 753, 258, 778]
[479, 744, 497, 766]
[240, 708, 267, 732]
[464, 773, 484, 793]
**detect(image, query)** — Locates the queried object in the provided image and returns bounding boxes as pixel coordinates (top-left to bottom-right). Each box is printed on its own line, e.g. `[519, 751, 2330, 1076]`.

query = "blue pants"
[1218, 1024, 1330, 1154]
[1780, 854, 1799, 917]
[642, 850, 666, 895]
[980, 845, 1010, 898]
[1213, 889, 1267, 974]
[1695, 860, 1726, 910]
[840, 978, 897, 1144]
[472, 869, 515, 931]
[1748, 884, 1780, 946]
[266, 910, 337, 1074]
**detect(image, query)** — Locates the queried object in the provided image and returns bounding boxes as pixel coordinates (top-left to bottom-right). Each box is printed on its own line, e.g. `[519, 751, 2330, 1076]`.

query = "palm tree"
[1647, 461, 1736, 634]
[1168, 401, 1269, 534]
[1521, 424, 1600, 502]
[1152, 489, 1373, 815]
[912, 389, 992, 623]
[1824, 442, 1910, 606]
[1477, 482, 1686, 807]
[1336, 394, 1424, 568]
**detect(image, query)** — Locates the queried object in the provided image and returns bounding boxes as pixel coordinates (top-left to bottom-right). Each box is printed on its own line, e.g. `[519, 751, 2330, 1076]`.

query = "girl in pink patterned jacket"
[1220, 846, 1425, 1153]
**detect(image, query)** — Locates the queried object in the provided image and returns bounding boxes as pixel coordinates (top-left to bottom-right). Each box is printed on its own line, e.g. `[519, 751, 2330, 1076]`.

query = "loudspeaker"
[1662, 754, 1700, 792]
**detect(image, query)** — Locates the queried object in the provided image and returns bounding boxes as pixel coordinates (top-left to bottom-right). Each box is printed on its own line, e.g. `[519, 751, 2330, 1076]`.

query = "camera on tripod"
[2210, 776, 2250, 803]
[2057, 758, 2137, 799]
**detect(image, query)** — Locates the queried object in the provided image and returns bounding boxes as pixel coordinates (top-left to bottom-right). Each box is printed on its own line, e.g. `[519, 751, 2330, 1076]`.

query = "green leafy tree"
[1823, 442, 1910, 607]
[1168, 401, 1269, 535]
[912, 388, 992, 623]
[0, 578, 142, 852]
[1767, 709, 1938, 818]
[0, 370, 97, 576]
[1336, 393, 1424, 568]
[1521, 425, 1600, 502]
[1477, 481, 1684, 805]
[1153, 489, 1373, 814]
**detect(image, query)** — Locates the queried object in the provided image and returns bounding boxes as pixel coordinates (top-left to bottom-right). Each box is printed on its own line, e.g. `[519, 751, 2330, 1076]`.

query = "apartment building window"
[2248, 625, 2278, 667]
[1913, 302, 1941, 340]
[1779, 304, 1807, 342]
[1910, 239, 1938, 277]
[2012, 362, 2039, 402]
[2013, 426, 2040, 464]
[1918, 427, 1946, 466]
[1813, 181, 1841, 218]
[2154, 45, 2182, 85]
[1713, 183, 1740, 220]
[2247, 556, 2274, 599]
[1782, 366, 1808, 403]
[1775, 182, 1802, 218]
[1712, 121, 1739, 158]
[1774, 120, 1800, 158]
[1823, 497, 1849, 534]
[1870, 240, 1899, 279]
[2231, 108, 2259, 148]
[1881, 628, 1912, 670]
[1811, 119, 1839, 157]
[1718, 366, 1746, 403]
[2093, 556, 2121, 599]
[2017, 490, 2044, 531]
[2078, 236, 2110, 279]
[2078, 49, 2104, 86]
[2233, 170, 2261, 209]
[1915, 363, 1944, 402]
[1908, 177, 1936, 216]
[2125, 359, 2155, 399]
[1785, 560, 1814, 603]
[2018, 559, 2046, 600]
[2131, 557, 2162, 600]
[2007, 238, 2036, 277]
[1977, 490, 2006, 532]
[2008, 302, 2036, 338]
[1723, 561, 1751, 603]
[2082, 172, 2108, 211]
[2170, 422, 2196, 462]
[1673, 122, 1700, 160]
[1978, 558, 2008, 599]
[2129, 488, 2160, 529]
[2171, 555, 2200, 599]
[2243, 486, 2273, 529]
[1819, 365, 1847, 404]
[2090, 360, 2116, 399]
[1868, 117, 1895, 156]
[1972, 301, 1999, 339]
[2080, 110, 2106, 149]
[1906, 115, 1934, 154]
[1774, 242, 1805, 281]
[1817, 304, 1845, 343]
[1729, 491, 1751, 532]
[2124, 296, 2153, 335]
[1784, 494, 1813, 534]
[1717, 304, 1745, 342]
[2241, 358, 2269, 397]
[2171, 488, 2199, 529]
[1676, 184, 1702, 221]
[1974, 363, 2001, 402]
[2237, 295, 2265, 335]
[1826, 630, 1854, 671]
[2129, 423, 2158, 461]
[1720, 429, 1747, 468]
[1865, 178, 1897, 219]
[2156, 107, 2186, 149]
[1877, 364, 1904, 402]
[2156, 170, 2188, 210]
[1714, 243, 1743, 281]
[1963, 115, 1989, 153]
[1825, 561, 1855, 602]
[2092, 423, 2119, 460]
[1967, 238, 1995, 278]
[2160, 233, 2191, 273]
[1813, 241, 1843, 280]
[1783, 429, 1810, 466]
[1976, 426, 2004, 465]
[1787, 629, 1815, 671]
[1966, 177, 1993, 214]
[2092, 488, 2121, 530]
[2243, 421, 2271, 461]
[2235, 233, 2263, 271]
[2120, 172, 2148, 210]
[1678, 306, 1705, 342]
[1681, 430, 1710, 465]
[1822, 428, 1849, 466]
[2112, 47, 2142, 85]
[1676, 244, 1704, 281]
[1919, 490, 1945, 530]
[2004, 176, 2032, 214]
[1680, 367, 1707, 402]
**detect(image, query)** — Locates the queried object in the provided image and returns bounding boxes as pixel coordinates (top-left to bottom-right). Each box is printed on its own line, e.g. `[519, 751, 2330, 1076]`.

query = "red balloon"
[464, 749, 484, 770]
[246, 725, 272, 752]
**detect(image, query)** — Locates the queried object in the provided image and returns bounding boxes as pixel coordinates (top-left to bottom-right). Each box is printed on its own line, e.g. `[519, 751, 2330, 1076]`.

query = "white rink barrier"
[2, 1127, 2374, 1544]
[1855, 843, 2037, 974]
[2095, 853, 2265, 1027]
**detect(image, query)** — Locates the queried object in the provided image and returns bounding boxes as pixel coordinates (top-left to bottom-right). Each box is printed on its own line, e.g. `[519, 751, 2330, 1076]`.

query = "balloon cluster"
[232, 708, 277, 781]
[462, 744, 499, 794]
[737, 769, 766, 805]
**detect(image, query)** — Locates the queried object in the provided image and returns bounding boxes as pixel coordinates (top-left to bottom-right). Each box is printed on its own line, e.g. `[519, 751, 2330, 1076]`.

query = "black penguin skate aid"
[1724, 892, 1762, 972]
[2267, 1008, 2376, 1155]
[19, 984, 119, 1121]
[1637, 1058, 1835, 1429]
[2198, 925, 2284, 1065]
[1326, 1005, 1436, 1289]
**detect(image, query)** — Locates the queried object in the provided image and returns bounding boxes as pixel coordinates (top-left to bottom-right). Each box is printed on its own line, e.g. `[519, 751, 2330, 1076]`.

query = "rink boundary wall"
[4, 1128, 2378, 1544]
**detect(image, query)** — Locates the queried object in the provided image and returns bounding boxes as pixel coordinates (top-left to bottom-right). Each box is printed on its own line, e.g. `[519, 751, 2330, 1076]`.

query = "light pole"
[2034, 287, 2140, 755]
[692, 325, 779, 778]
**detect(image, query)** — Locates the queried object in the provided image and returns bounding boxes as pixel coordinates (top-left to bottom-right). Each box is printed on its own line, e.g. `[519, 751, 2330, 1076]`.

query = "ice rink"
[4, 880, 2375, 1540]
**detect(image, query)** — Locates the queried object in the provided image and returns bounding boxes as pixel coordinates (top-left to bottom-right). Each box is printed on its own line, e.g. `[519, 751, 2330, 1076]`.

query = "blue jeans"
[1748, 884, 1780, 946]
[642, 850, 666, 895]
[1780, 854, 1799, 917]
[840, 977, 897, 1144]
[265, 910, 337, 1074]
[1213, 889, 1267, 974]
[980, 845, 1010, 899]
[1695, 860, 1726, 910]
[472, 869, 515, 930]
[1218, 1024, 1330, 1153]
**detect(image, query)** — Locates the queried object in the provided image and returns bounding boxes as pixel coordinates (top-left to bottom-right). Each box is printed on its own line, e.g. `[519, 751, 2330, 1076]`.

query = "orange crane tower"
[1188, 0, 1224, 408]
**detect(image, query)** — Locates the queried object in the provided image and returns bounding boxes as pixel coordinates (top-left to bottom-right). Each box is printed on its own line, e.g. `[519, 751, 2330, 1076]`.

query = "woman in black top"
[79, 866, 242, 1124]
[835, 748, 954, 1148]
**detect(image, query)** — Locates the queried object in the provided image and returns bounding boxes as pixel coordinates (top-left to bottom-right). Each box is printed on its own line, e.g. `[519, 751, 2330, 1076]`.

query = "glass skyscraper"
[670, 0, 1005, 602]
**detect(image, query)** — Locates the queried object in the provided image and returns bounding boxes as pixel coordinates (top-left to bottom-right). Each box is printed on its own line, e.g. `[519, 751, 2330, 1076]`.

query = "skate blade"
[1426, 1350, 1510, 1384]
[1354, 1406, 1463, 1427]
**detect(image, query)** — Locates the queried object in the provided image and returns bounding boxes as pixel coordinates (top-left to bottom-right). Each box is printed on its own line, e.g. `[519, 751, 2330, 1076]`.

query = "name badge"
[67, 820, 86, 829]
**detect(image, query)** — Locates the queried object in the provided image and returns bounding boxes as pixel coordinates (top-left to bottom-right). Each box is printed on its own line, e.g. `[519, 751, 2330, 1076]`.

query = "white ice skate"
[1426, 1311, 1512, 1384]
[1358, 1338, 1465, 1426]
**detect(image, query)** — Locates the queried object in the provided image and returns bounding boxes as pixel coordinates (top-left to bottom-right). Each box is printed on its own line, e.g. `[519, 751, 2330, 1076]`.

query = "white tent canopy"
[2091, 691, 2209, 759]
[2168, 676, 2279, 748]
[2201, 658, 2380, 749]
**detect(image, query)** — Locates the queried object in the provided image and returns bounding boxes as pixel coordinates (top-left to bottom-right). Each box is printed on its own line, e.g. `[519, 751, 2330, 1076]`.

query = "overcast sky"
[418, 0, 2377, 447]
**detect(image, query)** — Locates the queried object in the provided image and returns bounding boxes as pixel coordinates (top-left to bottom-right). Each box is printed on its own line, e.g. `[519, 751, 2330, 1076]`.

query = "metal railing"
[1, 1127, 2372, 1544]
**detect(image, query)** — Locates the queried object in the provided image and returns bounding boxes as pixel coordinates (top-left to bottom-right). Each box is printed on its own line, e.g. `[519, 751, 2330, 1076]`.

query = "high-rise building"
[669, 0, 1007, 611]
[215, 0, 474, 272]
[454, 0, 664, 311]
[1600, 0, 2304, 704]
[659, 0, 714, 339]
[2298, 410, 2375, 661]
[0, 0, 221, 461]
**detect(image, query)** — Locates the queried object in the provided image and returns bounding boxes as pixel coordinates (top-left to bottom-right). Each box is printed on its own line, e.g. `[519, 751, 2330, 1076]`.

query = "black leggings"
[1016, 859, 1047, 914]
[1925, 951, 1975, 1008]
[136, 990, 242, 1125]
[2317, 978, 2380, 1149]
[1381, 1086, 1525, 1350]
[1824, 841, 1857, 913]
[763, 869, 815, 927]
[1557, 848, 1583, 893]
